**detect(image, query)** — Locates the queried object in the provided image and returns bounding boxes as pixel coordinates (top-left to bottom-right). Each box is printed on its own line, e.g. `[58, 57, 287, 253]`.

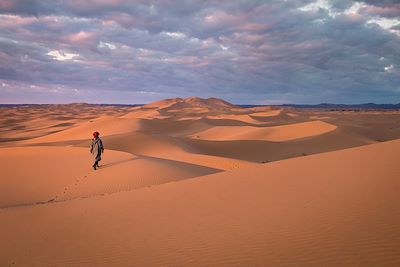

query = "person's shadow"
[98, 157, 139, 169]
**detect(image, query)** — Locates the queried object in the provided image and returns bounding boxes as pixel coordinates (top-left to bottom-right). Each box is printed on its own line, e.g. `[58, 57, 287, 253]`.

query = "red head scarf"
[93, 131, 99, 138]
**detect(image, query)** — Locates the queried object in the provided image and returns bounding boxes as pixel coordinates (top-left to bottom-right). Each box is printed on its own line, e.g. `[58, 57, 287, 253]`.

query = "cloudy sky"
[0, 0, 399, 104]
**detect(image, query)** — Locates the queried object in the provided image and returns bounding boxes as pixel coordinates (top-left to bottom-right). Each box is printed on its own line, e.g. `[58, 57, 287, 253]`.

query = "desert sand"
[190, 120, 337, 141]
[1, 97, 400, 266]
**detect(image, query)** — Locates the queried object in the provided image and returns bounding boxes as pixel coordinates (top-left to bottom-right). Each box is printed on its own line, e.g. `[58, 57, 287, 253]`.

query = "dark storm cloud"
[0, 0, 399, 104]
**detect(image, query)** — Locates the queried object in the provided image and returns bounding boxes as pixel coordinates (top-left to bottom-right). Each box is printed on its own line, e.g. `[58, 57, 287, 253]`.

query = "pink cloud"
[66, 0, 125, 9]
[238, 23, 272, 33]
[360, 4, 400, 18]
[0, 15, 37, 28]
[104, 13, 138, 28]
[231, 33, 267, 46]
[204, 11, 243, 28]
[64, 31, 97, 48]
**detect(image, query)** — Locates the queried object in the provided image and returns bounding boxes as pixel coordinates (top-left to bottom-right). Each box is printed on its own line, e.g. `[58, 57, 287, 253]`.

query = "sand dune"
[140, 97, 184, 109]
[166, 107, 210, 114]
[101, 132, 257, 171]
[206, 114, 267, 124]
[249, 109, 282, 117]
[173, 97, 238, 110]
[287, 112, 299, 117]
[25, 116, 142, 144]
[191, 120, 337, 141]
[186, 126, 374, 163]
[141, 97, 237, 111]
[1, 98, 400, 266]
[0, 116, 80, 142]
[1, 139, 399, 266]
[0, 146, 132, 207]
[57, 155, 220, 202]
[249, 106, 273, 112]
[0, 146, 220, 208]
[0, 104, 133, 143]
[310, 115, 332, 120]
[128, 97, 243, 121]
[117, 97, 244, 122]
[119, 108, 161, 119]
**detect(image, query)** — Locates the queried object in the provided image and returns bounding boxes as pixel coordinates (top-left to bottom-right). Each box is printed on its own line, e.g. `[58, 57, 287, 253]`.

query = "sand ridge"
[191, 120, 337, 141]
[249, 109, 282, 117]
[0, 146, 222, 208]
[205, 114, 268, 124]
[24, 116, 142, 144]
[0, 104, 133, 143]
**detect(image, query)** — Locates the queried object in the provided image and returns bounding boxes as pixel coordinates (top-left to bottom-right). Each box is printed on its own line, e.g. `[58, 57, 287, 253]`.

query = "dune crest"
[250, 109, 282, 117]
[0, 146, 220, 208]
[191, 120, 337, 141]
[25, 116, 142, 144]
[121, 97, 243, 120]
[206, 114, 267, 124]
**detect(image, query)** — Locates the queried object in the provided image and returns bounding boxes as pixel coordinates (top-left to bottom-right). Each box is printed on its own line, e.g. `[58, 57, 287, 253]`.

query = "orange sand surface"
[191, 120, 337, 141]
[206, 114, 266, 124]
[25, 116, 142, 143]
[0, 146, 219, 208]
[1, 139, 399, 266]
[250, 109, 282, 117]
[1, 97, 400, 266]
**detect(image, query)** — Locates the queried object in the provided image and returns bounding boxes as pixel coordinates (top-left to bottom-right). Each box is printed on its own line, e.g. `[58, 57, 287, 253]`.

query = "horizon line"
[0, 102, 399, 106]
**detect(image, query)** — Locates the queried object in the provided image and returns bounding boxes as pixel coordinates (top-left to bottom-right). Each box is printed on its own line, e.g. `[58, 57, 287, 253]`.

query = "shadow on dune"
[99, 157, 139, 169]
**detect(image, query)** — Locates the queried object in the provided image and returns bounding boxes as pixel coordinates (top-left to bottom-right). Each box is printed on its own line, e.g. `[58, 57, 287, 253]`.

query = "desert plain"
[0, 97, 400, 266]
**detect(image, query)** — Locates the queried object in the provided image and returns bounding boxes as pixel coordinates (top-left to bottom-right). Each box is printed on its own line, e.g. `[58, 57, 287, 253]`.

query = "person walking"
[90, 131, 104, 170]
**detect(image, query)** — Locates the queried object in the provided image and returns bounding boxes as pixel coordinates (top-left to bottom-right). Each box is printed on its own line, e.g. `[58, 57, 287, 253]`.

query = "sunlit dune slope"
[122, 97, 243, 119]
[100, 132, 257, 170]
[0, 146, 131, 207]
[250, 109, 282, 117]
[56, 155, 220, 202]
[206, 114, 268, 124]
[191, 120, 337, 141]
[24, 116, 142, 144]
[1, 139, 399, 266]
[0, 146, 219, 208]
[119, 108, 163, 119]
[0, 104, 133, 143]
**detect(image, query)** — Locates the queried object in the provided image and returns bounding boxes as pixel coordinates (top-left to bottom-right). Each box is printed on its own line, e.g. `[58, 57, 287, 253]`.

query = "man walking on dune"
[90, 131, 104, 170]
